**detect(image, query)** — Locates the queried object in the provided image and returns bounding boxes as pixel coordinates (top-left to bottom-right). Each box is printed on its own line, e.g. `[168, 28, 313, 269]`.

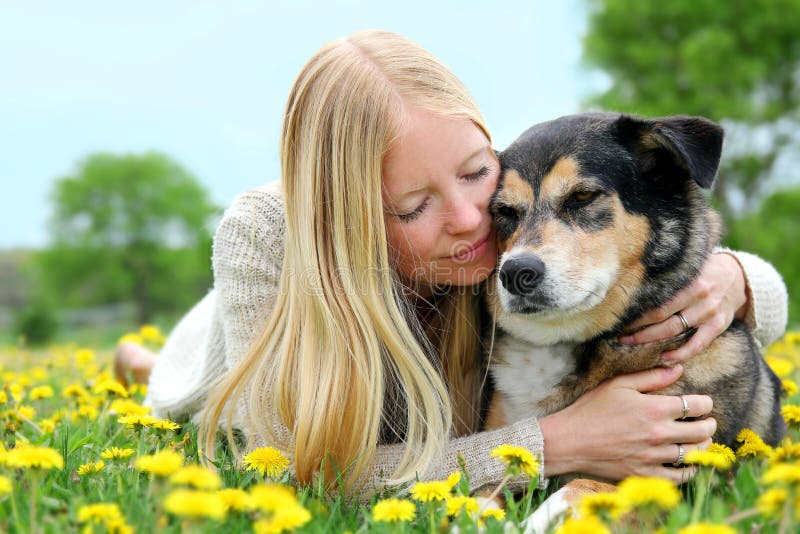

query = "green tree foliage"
[38, 152, 220, 323]
[583, 0, 800, 216]
[725, 187, 800, 324]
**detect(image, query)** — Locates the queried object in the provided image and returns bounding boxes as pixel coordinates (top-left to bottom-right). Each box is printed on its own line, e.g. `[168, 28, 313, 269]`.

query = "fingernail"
[661, 352, 673, 364]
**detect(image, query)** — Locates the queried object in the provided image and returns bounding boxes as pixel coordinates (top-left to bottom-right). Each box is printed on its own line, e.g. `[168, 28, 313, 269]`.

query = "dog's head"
[490, 113, 724, 344]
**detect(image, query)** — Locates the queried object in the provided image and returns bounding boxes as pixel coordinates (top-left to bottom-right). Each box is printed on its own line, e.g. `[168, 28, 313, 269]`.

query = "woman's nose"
[445, 196, 483, 235]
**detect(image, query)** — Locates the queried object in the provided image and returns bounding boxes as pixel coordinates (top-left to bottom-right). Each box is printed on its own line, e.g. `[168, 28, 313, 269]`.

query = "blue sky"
[0, 0, 603, 248]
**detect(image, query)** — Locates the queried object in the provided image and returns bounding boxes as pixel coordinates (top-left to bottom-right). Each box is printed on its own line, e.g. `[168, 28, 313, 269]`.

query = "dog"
[484, 112, 785, 451]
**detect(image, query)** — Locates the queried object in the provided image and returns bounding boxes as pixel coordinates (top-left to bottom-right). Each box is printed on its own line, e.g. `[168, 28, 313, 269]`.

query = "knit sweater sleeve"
[714, 248, 788, 348]
[212, 182, 286, 371]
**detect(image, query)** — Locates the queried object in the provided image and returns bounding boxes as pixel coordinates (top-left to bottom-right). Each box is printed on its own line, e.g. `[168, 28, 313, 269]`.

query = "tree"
[39, 152, 220, 323]
[582, 0, 800, 217]
[725, 187, 800, 324]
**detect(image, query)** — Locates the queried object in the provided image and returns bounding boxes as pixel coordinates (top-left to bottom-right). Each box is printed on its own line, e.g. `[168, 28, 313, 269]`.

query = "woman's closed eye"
[462, 165, 491, 182]
[397, 198, 430, 223]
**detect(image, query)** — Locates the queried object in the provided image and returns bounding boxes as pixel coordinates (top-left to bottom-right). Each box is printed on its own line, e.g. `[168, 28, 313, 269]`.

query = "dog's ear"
[616, 115, 724, 189]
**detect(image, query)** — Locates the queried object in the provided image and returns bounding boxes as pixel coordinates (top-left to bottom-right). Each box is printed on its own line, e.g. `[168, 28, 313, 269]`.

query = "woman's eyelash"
[463, 165, 491, 181]
[398, 198, 430, 223]
[396, 166, 491, 223]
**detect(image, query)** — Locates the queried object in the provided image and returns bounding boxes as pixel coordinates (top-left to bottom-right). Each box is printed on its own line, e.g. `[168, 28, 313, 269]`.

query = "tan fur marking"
[540, 157, 581, 200]
[562, 479, 619, 505]
[499, 169, 534, 205]
[483, 390, 508, 431]
[682, 333, 742, 388]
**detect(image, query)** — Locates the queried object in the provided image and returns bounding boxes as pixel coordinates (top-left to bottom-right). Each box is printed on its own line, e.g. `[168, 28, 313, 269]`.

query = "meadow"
[0, 327, 798, 533]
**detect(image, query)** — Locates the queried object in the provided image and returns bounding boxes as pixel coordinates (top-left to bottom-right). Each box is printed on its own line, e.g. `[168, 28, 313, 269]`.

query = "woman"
[120, 30, 787, 497]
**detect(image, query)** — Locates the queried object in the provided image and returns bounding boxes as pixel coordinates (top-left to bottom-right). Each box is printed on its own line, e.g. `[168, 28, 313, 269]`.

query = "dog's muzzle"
[499, 255, 546, 296]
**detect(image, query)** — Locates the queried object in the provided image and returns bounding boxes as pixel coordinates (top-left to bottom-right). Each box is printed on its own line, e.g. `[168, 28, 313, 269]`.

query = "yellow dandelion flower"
[118, 414, 158, 429]
[105, 518, 134, 534]
[249, 483, 299, 512]
[678, 523, 736, 534]
[253, 504, 311, 533]
[139, 325, 165, 344]
[445, 495, 479, 517]
[38, 418, 56, 434]
[7, 383, 24, 402]
[163, 489, 227, 520]
[93, 379, 129, 398]
[78, 461, 105, 476]
[770, 442, 800, 464]
[169, 465, 222, 490]
[109, 399, 151, 416]
[0, 390, 7, 404]
[736, 428, 773, 458]
[781, 405, 800, 427]
[765, 356, 794, 377]
[28, 385, 54, 400]
[783, 379, 799, 397]
[16, 405, 36, 420]
[101, 447, 136, 461]
[555, 515, 611, 534]
[446, 470, 461, 489]
[75, 404, 99, 420]
[243, 446, 291, 477]
[372, 498, 416, 522]
[490, 444, 540, 477]
[579, 491, 631, 519]
[617, 477, 680, 510]
[135, 449, 183, 477]
[30, 367, 48, 381]
[410, 480, 451, 502]
[75, 348, 96, 365]
[217, 488, 254, 512]
[5, 445, 64, 470]
[757, 488, 787, 516]
[77, 502, 123, 524]
[61, 384, 90, 400]
[685, 443, 734, 471]
[150, 419, 181, 432]
[762, 462, 800, 486]
[118, 333, 143, 345]
[0, 475, 11, 495]
[481, 508, 506, 521]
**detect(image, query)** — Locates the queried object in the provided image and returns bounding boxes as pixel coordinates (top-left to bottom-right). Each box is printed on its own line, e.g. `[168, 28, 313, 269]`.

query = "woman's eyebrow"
[459, 144, 492, 169]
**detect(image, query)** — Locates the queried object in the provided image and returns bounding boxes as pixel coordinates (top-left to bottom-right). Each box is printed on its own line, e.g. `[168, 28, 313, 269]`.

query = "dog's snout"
[499, 255, 546, 296]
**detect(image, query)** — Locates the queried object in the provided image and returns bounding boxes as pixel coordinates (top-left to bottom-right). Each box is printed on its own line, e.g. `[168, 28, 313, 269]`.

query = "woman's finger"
[664, 417, 718, 445]
[662, 320, 726, 363]
[623, 286, 697, 333]
[669, 394, 714, 420]
[651, 465, 698, 485]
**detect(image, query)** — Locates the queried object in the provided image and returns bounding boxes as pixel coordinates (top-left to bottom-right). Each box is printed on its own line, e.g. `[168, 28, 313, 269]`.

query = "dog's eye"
[494, 205, 520, 222]
[571, 190, 599, 204]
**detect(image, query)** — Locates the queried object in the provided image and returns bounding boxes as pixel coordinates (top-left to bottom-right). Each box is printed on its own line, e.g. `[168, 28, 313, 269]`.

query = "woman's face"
[382, 106, 499, 293]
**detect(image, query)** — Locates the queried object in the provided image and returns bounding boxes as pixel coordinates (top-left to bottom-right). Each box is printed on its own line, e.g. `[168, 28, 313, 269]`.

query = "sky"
[0, 0, 603, 249]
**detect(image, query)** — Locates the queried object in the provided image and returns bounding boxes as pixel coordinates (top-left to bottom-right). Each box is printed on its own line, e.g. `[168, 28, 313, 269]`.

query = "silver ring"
[676, 311, 690, 332]
[673, 444, 685, 466]
[679, 395, 690, 420]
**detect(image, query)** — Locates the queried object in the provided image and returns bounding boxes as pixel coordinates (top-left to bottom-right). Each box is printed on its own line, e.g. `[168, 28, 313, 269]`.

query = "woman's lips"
[448, 232, 491, 263]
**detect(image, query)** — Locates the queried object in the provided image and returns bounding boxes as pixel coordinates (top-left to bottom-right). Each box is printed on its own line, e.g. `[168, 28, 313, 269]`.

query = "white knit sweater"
[146, 181, 788, 495]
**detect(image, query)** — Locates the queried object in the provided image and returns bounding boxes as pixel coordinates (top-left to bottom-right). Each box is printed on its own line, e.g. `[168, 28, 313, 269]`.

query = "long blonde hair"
[201, 30, 491, 490]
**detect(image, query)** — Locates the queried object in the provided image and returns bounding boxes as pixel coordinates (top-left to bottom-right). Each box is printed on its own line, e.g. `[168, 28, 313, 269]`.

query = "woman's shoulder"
[224, 181, 285, 223]
[213, 181, 286, 265]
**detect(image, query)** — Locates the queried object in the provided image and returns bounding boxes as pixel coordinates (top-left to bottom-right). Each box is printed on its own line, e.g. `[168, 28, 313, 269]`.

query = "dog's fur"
[484, 113, 785, 449]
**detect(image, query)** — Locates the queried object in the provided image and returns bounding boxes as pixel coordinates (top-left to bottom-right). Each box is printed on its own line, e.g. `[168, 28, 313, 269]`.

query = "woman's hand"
[538, 366, 715, 483]
[619, 253, 748, 363]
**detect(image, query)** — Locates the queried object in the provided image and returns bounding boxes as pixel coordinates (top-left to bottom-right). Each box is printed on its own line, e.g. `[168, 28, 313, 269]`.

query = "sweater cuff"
[714, 247, 788, 348]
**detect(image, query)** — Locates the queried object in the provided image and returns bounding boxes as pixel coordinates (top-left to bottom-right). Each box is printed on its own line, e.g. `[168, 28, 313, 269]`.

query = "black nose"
[499, 255, 546, 296]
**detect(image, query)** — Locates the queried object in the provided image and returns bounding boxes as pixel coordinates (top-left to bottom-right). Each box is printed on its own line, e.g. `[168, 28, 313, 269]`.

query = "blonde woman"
[117, 30, 787, 496]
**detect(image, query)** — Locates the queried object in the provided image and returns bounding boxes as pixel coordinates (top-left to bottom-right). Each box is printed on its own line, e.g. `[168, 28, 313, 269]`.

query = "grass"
[0, 328, 798, 533]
